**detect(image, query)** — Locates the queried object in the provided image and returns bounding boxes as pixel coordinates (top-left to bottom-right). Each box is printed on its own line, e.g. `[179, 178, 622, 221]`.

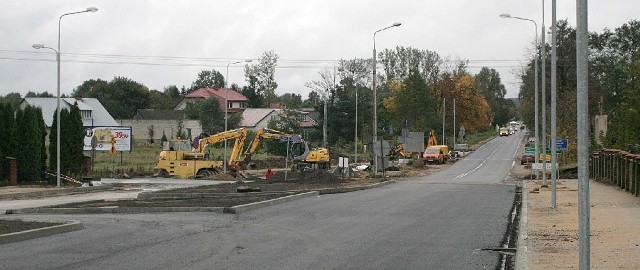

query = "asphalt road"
[1, 132, 523, 270]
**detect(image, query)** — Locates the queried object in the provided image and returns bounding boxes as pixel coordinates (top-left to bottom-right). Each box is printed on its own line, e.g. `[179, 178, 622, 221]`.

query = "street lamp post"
[372, 22, 401, 174]
[34, 7, 98, 188]
[224, 59, 252, 173]
[541, 0, 548, 185]
[500, 13, 539, 178]
[355, 85, 358, 164]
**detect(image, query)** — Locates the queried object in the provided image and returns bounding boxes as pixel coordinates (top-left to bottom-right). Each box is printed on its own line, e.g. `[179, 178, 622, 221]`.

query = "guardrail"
[590, 149, 640, 196]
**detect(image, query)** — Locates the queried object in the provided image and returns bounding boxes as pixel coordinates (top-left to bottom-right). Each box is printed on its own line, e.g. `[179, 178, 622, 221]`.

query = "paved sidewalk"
[520, 179, 640, 269]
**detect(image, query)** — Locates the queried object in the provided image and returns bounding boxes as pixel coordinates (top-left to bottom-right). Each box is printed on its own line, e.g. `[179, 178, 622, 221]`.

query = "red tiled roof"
[186, 88, 248, 101]
[184, 88, 248, 112]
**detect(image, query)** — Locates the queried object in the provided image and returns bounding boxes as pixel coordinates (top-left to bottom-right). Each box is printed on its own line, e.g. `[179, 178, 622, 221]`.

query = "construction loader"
[153, 128, 248, 179]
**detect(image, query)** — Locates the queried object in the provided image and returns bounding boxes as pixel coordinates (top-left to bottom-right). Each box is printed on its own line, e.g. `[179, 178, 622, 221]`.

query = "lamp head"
[392, 22, 402, 27]
[500, 13, 512, 18]
[32, 44, 45, 49]
[86, 7, 99, 13]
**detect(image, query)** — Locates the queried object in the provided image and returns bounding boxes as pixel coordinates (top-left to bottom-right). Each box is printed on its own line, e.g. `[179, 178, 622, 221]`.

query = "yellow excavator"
[290, 139, 331, 172]
[392, 130, 438, 159]
[427, 130, 438, 147]
[153, 128, 248, 179]
[232, 128, 290, 169]
[236, 127, 331, 172]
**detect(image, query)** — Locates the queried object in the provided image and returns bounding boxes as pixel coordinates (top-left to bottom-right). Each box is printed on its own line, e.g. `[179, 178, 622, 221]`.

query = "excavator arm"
[195, 128, 248, 153]
[195, 128, 247, 166]
[249, 128, 292, 152]
[427, 130, 438, 147]
[230, 128, 292, 168]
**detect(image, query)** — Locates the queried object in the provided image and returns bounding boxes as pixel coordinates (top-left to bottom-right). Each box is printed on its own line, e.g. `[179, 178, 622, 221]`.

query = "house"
[174, 88, 249, 113]
[239, 108, 281, 130]
[20, 97, 118, 130]
[239, 108, 318, 139]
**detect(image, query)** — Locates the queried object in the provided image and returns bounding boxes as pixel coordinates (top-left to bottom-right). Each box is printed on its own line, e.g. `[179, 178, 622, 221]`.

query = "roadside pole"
[576, 0, 591, 268]
[285, 139, 289, 181]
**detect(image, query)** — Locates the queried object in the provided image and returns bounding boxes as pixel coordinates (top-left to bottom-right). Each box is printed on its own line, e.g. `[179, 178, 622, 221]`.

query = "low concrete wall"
[117, 119, 203, 142]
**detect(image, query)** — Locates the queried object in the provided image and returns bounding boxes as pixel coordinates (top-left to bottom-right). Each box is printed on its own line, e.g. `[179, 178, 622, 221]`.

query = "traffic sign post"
[555, 138, 568, 151]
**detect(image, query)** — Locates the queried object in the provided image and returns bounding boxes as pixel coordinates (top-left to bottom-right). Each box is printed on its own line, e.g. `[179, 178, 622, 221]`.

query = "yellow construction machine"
[237, 127, 330, 172]
[427, 130, 438, 147]
[290, 139, 330, 172]
[228, 127, 290, 170]
[392, 130, 438, 159]
[153, 128, 248, 179]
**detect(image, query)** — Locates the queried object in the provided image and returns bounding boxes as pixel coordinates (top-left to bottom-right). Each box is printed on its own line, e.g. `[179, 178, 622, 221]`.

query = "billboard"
[83, 126, 132, 152]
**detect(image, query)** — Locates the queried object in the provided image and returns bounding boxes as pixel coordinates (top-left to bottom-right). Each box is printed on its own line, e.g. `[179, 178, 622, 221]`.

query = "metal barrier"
[591, 149, 640, 196]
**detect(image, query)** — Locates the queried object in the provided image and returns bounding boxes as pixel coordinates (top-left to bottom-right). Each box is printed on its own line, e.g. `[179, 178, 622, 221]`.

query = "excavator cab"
[290, 141, 309, 161]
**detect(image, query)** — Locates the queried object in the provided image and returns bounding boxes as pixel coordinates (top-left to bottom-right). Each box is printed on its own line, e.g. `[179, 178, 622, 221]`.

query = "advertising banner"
[83, 126, 132, 152]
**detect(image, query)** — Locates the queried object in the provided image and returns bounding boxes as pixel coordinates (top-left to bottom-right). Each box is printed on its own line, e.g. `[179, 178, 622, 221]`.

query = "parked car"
[520, 154, 535, 165]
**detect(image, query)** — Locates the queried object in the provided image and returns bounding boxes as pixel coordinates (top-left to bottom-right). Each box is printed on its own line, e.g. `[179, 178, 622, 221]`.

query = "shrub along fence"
[591, 149, 640, 196]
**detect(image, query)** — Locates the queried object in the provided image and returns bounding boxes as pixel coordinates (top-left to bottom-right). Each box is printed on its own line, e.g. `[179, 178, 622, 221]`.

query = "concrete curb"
[225, 191, 320, 214]
[0, 220, 83, 245]
[137, 191, 296, 199]
[5, 180, 396, 215]
[515, 181, 529, 270]
[6, 207, 225, 214]
[0, 186, 112, 201]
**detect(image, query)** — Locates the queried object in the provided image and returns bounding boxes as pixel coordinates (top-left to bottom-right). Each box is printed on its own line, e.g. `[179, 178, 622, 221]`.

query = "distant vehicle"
[509, 121, 518, 130]
[520, 154, 535, 165]
[499, 127, 509, 137]
[423, 145, 450, 164]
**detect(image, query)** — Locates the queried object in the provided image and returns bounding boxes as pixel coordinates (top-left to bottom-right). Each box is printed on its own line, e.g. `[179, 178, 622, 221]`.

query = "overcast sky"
[1, 1, 638, 100]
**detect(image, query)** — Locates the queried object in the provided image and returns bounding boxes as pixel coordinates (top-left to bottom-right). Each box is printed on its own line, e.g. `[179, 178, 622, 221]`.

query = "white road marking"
[454, 136, 512, 179]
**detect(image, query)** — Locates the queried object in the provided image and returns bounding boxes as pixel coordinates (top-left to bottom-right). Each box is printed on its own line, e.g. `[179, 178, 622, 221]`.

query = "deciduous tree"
[245, 50, 279, 107]
[190, 69, 225, 92]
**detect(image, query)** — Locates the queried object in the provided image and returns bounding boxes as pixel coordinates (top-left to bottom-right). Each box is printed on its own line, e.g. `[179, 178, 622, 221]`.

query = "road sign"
[539, 154, 551, 162]
[280, 135, 301, 143]
[525, 147, 535, 154]
[555, 138, 568, 151]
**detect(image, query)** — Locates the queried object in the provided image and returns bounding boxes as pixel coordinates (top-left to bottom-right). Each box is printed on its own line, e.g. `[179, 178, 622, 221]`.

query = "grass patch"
[464, 130, 498, 146]
[86, 141, 281, 178]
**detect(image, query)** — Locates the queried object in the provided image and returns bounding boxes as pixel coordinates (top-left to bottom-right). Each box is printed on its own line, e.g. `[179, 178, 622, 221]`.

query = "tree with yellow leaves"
[447, 73, 491, 134]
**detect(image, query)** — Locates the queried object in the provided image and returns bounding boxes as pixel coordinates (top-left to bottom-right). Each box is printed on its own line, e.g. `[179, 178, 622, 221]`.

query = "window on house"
[81, 110, 92, 119]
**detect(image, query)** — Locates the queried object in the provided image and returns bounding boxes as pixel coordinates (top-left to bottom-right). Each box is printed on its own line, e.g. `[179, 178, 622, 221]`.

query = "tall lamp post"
[372, 22, 401, 174]
[33, 7, 98, 188]
[224, 59, 252, 173]
[500, 13, 539, 178]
